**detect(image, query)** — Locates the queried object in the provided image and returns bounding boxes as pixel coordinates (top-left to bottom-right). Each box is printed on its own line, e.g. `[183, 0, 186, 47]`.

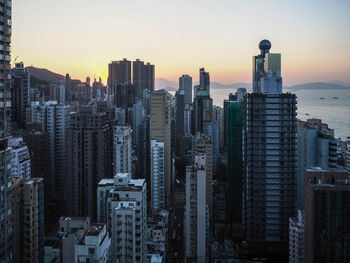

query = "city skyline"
[13, 0, 350, 85]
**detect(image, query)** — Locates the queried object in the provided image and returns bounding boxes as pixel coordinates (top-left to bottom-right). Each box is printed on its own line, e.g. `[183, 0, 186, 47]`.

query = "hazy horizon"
[13, 0, 350, 85]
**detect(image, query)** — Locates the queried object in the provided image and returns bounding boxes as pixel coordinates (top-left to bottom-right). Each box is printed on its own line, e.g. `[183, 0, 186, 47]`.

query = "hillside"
[26, 66, 65, 83]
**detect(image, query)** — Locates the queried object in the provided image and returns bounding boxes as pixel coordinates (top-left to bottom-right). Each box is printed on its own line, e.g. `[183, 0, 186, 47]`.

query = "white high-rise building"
[110, 201, 137, 263]
[289, 210, 304, 263]
[8, 137, 31, 179]
[97, 173, 147, 263]
[184, 154, 208, 263]
[113, 126, 132, 174]
[151, 140, 165, 212]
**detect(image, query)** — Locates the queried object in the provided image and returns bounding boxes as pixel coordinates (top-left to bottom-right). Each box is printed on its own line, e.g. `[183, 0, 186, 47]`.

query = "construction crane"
[12, 56, 18, 67]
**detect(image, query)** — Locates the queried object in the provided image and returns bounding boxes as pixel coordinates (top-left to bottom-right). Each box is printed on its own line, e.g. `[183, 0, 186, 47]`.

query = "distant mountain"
[27, 66, 65, 83]
[287, 82, 350, 91]
[328, 81, 350, 86]
[25, 69, 350, 92]
[155, 78, 177, 91]
[203, 82, 251, 90]
[30, 74, 50, 86]
[156, 78, 251, 92]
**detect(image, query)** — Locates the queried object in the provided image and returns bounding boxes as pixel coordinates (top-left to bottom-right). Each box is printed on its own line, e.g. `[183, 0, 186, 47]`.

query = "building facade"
[11, 62, 30, 129]
[179, 74, 192, 105]
[304, 168, 350, 263]
[8, 137, 31, 179]
[150, 140, 165, 212]
[226, 101, 244, 224]
[194, 134, 213, 219]
[150, 91, 171, 206]
[203, 120, 219, 174]
[75, 224, 111, 263]
[0, 0, 12, 139]
[113, 126, 132, 175]
[97, 173, 147, 263]
[69, 105, 113, 218]
[11, 177, 45, 263]
[297, 119, 337, 209]
[243, 40, 297, 255]
[108, 58, 131, 95]
[133, 59, 155, 98]
[199, 68, 210, 95]
[289, 210, 304, 263]
[184, 154, 208, 263]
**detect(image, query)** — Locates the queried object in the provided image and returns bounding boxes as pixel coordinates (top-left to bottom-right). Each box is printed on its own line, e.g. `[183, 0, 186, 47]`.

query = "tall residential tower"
[243, 40, 297, 257]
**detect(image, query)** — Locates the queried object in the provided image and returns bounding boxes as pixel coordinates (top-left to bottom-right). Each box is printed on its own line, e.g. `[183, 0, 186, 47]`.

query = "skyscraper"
[132, 100, 148, 179]
[194, 134, 213, 219]
[113, 82, 136, 120]
[69, 105, 113, 218]
[203, 120, 219, 174]
[243, 40, 297, 256]
[65, 73, 72, 104]
[21, 178, 45, 263]
[296, 119, 337, 210]
[11, 62, 30, 129]
[46, 103, 70, 213]
[108, 58, 131, 95]
[0, 146, 14, 263]
[0, 0, 12, 139]
[133, 59, 155, 98]
[193, 91, 213, 134]
[179, 74, 192, 104]
[199, 68, 210, 95]
[223, 94, 236, 149]
[213, 105, 224, 148]
[175, 88, 185, 155]
[184, 154, 208, 263]
[150, 140, 165, 212]
[226, 101, 244, 224]
[150, 90, 171, 206]
[25, 101, 70, 218]
[10, 177, 45, 263]
[304, 168, 350, 263]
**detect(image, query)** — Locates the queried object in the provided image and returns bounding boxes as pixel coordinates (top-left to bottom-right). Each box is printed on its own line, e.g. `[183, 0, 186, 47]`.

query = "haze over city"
[13, 0, 350, 85]
[2, 0, 350, 262]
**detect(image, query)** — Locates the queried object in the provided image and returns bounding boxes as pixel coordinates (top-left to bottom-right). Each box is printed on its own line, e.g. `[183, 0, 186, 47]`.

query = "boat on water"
[319, 97, 325, 99]
[305, 113, 310, 116]
[333, 97, 338, 99]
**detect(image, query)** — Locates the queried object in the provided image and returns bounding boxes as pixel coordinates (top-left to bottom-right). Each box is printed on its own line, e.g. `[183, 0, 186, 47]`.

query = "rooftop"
[86, 223, 105, 236]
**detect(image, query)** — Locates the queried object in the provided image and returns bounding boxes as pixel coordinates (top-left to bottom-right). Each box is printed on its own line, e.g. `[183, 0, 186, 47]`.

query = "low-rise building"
[75, 224, 111, 263]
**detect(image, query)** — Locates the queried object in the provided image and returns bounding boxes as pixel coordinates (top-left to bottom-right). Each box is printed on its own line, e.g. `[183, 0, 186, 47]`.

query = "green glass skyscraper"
[226, 101, 244, 224]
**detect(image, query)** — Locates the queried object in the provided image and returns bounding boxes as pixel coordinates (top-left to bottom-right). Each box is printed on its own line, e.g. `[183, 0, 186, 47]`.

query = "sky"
[12, 0, 350, 85]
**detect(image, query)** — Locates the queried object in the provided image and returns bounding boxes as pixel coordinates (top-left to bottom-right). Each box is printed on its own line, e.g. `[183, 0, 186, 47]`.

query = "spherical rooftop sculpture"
[259, 39, 271, 51]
